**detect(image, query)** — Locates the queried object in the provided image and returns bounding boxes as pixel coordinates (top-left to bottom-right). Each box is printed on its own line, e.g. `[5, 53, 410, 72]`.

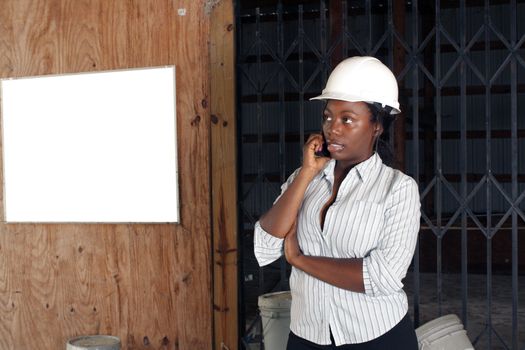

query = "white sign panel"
[1, 66, 179, 223]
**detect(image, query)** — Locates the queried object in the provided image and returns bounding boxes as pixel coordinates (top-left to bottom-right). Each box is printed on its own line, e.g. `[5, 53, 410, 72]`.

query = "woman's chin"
[328, 151, 347, 160]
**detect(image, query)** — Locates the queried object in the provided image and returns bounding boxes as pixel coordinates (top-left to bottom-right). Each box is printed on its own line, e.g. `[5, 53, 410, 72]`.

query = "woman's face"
[322, 99, 381, 166]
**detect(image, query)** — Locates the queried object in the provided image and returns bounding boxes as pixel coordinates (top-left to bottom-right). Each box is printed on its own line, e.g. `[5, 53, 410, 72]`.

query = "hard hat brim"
[310, 92, 401, 115]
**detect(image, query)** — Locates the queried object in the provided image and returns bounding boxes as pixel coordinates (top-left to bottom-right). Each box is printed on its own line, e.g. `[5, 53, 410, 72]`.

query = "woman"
[254, 56, 421, 349]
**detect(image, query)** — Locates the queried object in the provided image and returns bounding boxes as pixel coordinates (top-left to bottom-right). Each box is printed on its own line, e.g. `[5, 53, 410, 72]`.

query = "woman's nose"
[331, 120, 342, 135]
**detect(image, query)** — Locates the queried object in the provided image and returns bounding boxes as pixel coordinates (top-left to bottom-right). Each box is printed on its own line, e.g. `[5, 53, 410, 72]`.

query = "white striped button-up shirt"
[254, 153, 421, 346]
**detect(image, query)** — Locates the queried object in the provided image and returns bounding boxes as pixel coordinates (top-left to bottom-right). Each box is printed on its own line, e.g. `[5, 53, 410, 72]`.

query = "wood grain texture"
[0, 1, 212, 349]
[210, 2, 238, 349]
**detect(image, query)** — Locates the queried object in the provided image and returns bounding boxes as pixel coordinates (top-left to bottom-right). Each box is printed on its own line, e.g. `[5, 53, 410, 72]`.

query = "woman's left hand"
[284, 221, 303, 266]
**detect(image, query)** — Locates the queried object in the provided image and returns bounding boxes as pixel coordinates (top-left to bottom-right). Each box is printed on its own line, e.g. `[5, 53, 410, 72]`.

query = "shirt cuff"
[362, 257, 374, 295]
[253, 221, 284, 266]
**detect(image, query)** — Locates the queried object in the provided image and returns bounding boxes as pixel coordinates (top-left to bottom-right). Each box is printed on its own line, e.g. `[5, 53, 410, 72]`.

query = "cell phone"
[315, 134, 330, 157]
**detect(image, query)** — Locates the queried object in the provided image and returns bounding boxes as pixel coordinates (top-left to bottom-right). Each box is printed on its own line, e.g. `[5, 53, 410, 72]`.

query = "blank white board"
[1, 66, 179, 223]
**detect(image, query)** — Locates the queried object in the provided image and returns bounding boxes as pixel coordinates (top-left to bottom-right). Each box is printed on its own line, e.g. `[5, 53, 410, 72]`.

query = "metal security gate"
[236, 1, 525, 349]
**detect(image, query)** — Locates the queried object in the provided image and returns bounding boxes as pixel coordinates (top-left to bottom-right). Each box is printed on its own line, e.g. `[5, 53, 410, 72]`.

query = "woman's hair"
[366, 102, 396, 167]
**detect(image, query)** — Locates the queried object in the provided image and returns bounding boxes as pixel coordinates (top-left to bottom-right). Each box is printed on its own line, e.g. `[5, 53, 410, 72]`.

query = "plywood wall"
[0, 1, 212, 349]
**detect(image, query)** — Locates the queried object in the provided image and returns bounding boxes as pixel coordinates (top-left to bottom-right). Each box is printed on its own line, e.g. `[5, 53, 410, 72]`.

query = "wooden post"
[210, 1, 238, 349]
[329, 0, 344, 66]
[393, 0, 406, 171]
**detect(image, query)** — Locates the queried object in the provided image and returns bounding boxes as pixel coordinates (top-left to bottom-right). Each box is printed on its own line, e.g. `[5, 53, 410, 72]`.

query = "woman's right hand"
[302, 133, 330, 176]
[259, 134, 330, 238]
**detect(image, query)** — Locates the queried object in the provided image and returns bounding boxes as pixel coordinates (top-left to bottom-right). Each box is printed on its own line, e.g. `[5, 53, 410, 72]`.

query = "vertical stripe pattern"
[254, 153, 421, 345]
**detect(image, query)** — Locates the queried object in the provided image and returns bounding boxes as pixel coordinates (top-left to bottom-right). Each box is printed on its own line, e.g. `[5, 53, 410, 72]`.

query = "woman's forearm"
[260, 133, 329, 238]
[292, 255, 365, 293]
[259, 168, 317, 238]
[282, 208, 365, 292]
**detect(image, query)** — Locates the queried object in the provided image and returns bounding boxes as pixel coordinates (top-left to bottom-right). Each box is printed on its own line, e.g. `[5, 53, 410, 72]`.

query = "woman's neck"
[334, 161, 353, 184]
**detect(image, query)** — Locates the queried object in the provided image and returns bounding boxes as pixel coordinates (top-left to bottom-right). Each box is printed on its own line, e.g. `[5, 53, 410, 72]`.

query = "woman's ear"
[374, 124, 384, 137]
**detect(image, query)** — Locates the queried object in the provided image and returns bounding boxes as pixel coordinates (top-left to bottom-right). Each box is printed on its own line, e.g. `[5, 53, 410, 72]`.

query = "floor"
[405, 272, 525, 350]
[244, 272, 525, 350]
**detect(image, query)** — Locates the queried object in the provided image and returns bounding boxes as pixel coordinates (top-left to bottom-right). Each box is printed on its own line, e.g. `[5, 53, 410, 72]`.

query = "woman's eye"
[322, 115, 332, 122]
[342, 117, 353, 124]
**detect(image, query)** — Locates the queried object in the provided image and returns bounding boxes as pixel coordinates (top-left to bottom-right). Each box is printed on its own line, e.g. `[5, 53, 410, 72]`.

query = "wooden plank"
[0, 1, 212, 349]
[393, 0, 407, 171]
[166, 2, 212, 348]
[329, 0, 344, 66]
[210, 1, 238, 349]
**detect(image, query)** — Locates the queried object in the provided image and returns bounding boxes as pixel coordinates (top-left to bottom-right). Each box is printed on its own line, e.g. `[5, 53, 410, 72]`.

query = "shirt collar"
[322, 152, 382, 182]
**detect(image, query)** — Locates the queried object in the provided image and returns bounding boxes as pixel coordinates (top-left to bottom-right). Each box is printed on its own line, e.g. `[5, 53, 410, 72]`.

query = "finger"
[305, 135, 323, 152]
[306, 133, 323, 145]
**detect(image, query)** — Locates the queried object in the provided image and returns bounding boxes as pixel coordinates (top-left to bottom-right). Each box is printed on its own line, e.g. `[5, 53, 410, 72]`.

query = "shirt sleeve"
[253, 168, 301, 267]
[362, 176, 421, 297]
[253, 221, 284, 266]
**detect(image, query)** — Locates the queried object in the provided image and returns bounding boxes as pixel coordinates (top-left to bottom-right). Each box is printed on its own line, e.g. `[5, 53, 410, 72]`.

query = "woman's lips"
[327, 143, 344, 152]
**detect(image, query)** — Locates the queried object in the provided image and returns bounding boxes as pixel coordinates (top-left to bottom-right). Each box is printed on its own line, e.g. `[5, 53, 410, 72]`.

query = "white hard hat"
[310, 56, 401, 114]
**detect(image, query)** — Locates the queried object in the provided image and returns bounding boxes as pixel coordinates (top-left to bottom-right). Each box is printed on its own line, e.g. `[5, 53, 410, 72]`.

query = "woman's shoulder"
[287, 159, 335, 182]
[378, 162, 419, 192]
